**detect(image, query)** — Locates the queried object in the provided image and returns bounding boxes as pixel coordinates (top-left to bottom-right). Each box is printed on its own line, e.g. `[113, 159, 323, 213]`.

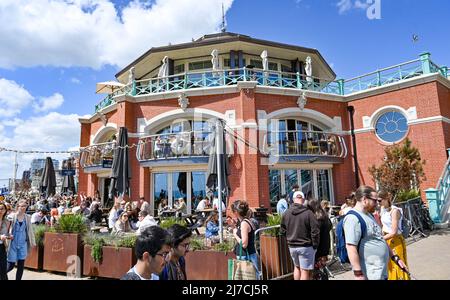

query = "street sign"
[102, 159, 113, 168]
[61, 169, 76, 176]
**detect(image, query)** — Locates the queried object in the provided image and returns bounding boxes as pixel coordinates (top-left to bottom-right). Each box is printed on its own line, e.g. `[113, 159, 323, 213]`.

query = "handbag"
[227, 242, 257, 280]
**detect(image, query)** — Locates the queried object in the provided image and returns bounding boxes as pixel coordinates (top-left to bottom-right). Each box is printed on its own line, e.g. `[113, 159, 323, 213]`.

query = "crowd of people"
[277, 185, 410, 280]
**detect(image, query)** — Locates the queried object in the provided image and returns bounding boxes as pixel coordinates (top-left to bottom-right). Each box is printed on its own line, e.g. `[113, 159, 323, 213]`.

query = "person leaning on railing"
[379, 190, 410, 280]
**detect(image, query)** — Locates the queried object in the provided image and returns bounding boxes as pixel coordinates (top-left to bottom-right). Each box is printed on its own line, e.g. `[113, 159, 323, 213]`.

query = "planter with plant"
[259, 214, 293, 279]
[185, 236, 236, 280]
[159, 217, 186, 229]
[43, 214, 87, 273]
[25, 224, 48, 270]
[83, 233, 137, 279]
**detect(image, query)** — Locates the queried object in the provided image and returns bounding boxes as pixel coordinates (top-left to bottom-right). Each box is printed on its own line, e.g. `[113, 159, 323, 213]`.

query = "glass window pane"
[192, 172, 206, 213]
[285, 169, 298, 195]
[269, 170, 282, 206]
[154, 173, 168, 215]
[301, 170, 313, 200]
[375, 111, 408, 143]
[172, 172, 187, 209]
[316, 169, 331, 201]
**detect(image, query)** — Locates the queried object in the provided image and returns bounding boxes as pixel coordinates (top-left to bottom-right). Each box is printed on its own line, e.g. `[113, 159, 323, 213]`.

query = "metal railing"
[136, 131, 213, 161]
[79, 141, 115, 168]
[263, 130, 347, 158]
[395, 197, 434, 238]
[436, 153, 450, 222]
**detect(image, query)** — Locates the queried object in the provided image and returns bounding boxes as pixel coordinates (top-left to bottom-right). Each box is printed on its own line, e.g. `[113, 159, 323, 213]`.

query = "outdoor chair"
[306, 140, 320, 154]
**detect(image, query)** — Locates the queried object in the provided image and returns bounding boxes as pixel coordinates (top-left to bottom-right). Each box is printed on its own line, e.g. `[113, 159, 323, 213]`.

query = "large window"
[375, 110, 408, 143]
[189, 60, 213, 71]
[152, 171, 207, 215]
[268, 168, 334, 206]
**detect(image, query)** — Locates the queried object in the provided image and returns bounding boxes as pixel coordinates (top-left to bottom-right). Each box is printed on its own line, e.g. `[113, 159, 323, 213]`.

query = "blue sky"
[0, 0, 449, 185]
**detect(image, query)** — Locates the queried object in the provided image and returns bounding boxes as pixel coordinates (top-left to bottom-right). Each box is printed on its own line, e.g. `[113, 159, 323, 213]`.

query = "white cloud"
[0, 78, 34, 117]
[337, 0, 368, 14]
[0, 112, 82, 178]
[0, 0, 234, 69]
[70, 77, 81, 84]
[1, 118, 23, 127]
[33, 93, 64, 112]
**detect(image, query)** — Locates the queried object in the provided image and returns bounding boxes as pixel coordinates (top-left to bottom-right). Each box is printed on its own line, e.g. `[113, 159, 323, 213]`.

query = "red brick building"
[78, 32, 450, 214]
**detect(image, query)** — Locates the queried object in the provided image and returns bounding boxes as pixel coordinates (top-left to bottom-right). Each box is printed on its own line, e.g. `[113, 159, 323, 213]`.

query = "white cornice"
[353, 115, 450, 134]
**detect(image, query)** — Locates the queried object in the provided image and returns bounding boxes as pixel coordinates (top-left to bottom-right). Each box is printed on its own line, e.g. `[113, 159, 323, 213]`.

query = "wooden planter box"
[43, 232, 83, 275]
[83, 245, 136, 279]
[25, 245, 44, 270]
[185, 250, 236, 280]
[259, 235, 293, 280]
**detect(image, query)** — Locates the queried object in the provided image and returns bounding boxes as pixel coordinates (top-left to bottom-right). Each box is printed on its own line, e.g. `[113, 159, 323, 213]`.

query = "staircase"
[426, 149, 450, 228]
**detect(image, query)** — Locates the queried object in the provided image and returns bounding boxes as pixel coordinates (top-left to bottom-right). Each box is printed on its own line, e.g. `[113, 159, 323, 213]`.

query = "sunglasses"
[155, 251, 170, 259]
[366, 196, 382, 203]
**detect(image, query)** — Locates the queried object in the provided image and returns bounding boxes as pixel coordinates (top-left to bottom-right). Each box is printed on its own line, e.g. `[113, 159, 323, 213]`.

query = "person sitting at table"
[108, 199, 121, 230]
[31, 208, 50, 225]
[205, 211, 220, 246]
[212, 197, 226, 212]
[112, 212, 134, 235]
[175, 198, 187, 218]
[136, 210, 158, 236]
[125, 203, 139, 230]
[158, 199, 169, 216]
[87, 203, 102, 225]
[195, 198, 211, 211]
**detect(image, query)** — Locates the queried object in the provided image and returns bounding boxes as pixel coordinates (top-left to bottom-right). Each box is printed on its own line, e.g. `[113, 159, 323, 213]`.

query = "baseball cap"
[293, 191, 305, 199]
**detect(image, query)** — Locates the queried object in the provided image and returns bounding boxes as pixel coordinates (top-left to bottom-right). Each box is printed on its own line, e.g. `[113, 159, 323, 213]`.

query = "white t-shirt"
[136, 215, 158, 235]
[196, 200, 209, 211]
[212, 198, 226, 211]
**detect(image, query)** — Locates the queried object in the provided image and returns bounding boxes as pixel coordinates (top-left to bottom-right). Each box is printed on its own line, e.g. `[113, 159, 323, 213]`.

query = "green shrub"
[34, 225, 48, 247]
[263, 214, 282, 236]
[55, 214, 88, 234]
[395, 189, 421, 203]
[213, 238, 235, 252]
[83, 233, 106, 263]
[159, 217, 186, 229]
[112, 234, 137, 249]
[190, 237, 206, 251]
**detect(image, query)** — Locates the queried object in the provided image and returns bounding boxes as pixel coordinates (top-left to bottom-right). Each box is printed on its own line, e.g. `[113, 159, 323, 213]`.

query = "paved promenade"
[7, 228, 450, 280]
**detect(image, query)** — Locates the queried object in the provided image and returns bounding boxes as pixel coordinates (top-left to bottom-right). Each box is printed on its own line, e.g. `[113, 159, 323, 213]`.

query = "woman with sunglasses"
[379, 190, 410, 280]
[160, 224, 192, 280]
[0, 202, 11, 280]
[112, 211, 134, 235]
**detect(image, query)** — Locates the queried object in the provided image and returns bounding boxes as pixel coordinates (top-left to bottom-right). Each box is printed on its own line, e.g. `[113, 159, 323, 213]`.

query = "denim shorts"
[289, 246, 316, 270]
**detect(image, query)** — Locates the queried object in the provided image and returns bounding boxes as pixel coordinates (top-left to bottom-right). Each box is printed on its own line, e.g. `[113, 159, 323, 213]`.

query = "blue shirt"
[276, 199, 288, 215]
[205, 221, 219, 238]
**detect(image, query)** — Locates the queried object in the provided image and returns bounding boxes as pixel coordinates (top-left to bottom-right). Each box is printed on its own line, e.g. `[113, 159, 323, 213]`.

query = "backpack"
[335, 210, 367, 264]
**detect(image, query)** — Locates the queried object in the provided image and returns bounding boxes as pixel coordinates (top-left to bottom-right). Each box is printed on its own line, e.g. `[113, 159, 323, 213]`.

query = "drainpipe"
[347, 106, 360, 188]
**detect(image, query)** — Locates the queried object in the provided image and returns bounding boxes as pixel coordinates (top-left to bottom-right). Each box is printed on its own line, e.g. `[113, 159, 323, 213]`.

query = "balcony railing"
[80, 142, 115, 168]
[263, 130, 347, 158]
[94, 54, 447, 112]
[136, 131, 213, 161]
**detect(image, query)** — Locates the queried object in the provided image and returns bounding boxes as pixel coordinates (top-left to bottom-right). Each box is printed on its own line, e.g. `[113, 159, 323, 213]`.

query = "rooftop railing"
[80, 141, 115, 168]
[136, 131, 213, 161]
[94, 53, 448, 112]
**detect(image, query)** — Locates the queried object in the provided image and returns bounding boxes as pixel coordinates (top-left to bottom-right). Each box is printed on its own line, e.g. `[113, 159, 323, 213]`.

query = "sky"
[0, 0, 449, 186]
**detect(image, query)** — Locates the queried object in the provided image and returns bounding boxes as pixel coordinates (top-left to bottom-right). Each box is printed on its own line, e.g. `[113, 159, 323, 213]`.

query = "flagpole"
[216, 119, 224, 243]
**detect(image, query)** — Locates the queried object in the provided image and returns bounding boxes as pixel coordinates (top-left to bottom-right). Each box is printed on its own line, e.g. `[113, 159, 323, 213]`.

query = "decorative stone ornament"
[297, 92, 307, 110]
[178, 93, 189, 111]
[98, 112, 108, 126]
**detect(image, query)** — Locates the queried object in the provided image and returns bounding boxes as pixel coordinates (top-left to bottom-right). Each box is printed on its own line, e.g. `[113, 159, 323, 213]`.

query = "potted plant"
[25, 225, 47, 270]
[83, 233, 137, 279]
[43, 214, 87, 274]
[185, 236, 236, 280]
[159, 217, 186, 229]
[259, 214, 293, 279]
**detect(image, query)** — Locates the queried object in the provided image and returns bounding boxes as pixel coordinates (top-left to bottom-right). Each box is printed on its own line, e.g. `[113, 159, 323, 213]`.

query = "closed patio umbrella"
[61, 159, 76, 194]
[109, 127, 131, 199]
[40, 157, 56, 198]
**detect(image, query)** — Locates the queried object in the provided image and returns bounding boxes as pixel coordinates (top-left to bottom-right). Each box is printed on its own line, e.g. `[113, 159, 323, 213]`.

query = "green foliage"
[83, 233, 106, 263]
[190, 237, 206, 251]
[213, 238, 235, 252]
[34, 225, 48, 247]
[369, 138, 426, 200]
[111, 234, 137, 249]
[159, 217, 186, 229]
[55, 214, 88, 234]
[395, 189, 421, 203]
[263, 214, 282, 236]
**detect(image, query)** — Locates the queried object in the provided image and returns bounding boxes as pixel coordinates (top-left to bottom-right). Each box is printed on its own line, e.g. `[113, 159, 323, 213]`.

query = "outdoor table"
[183, 214, 201, 235]
[160, 209, 177, 218]
[90, 226, 104, 233]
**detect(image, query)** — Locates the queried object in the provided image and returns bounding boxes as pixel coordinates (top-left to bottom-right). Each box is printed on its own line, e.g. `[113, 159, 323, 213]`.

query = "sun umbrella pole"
[216, 119, 224, 244]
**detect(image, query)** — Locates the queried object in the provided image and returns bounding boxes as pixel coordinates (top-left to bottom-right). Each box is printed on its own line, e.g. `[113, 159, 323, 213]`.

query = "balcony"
[136, 131, 213, 167]
[94, 54, 448, 113]
[263, 130, 347, 164]
[80, 142, 115, 172]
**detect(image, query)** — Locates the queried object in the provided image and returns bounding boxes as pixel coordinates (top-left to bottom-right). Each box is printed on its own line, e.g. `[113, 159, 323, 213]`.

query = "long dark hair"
[0, 203, 7, 221]
[307, 198, 327, 221]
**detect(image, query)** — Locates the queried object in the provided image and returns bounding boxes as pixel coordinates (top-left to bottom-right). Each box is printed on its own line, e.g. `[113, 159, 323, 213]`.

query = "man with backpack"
[338, 186, 409, 280]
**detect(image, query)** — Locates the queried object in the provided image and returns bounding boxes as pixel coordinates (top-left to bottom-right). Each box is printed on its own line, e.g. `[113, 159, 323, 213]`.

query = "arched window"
[375, 110, 408, 143]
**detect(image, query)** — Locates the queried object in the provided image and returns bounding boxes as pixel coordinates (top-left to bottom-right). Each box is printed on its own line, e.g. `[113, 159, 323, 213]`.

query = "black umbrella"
[61, 159, 76, 194]
[206, 120, 230, 201]
[109, 127, 131, 198]
[40, 157, 56, 198]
